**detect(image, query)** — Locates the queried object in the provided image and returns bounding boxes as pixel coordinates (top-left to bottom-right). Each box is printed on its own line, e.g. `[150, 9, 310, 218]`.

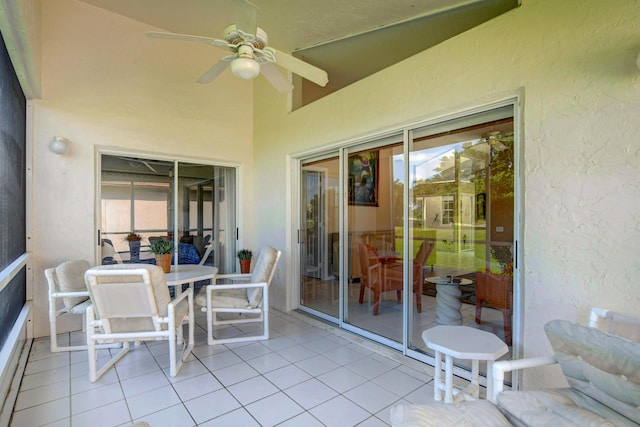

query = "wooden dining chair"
[382, 240, 433, 314]
[475, 270, 513, 345]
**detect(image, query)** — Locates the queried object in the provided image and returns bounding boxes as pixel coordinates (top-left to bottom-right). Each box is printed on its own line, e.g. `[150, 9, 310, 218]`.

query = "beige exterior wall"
[29, 0, 254, 338]
[254, 0, 640, 389]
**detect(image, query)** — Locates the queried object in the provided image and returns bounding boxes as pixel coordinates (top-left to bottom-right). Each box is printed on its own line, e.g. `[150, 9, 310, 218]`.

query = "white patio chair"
[199, 243, 213, 266]
[101, 238, 123, 264]
[390, 307, 640, 427]
[45, 260, 92, 352]
[195, 246, 281, 345]
[491, 306, 640, 402]
[84, 264, 194, 382]
[588, 306, 640, 342]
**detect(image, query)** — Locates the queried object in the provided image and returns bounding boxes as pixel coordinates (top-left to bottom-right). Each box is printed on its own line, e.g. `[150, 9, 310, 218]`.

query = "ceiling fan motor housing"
[223, 24, 267, 50]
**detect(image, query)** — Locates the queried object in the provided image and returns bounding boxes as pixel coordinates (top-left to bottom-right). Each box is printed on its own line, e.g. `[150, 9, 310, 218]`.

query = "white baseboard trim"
[0, 303, 32, 427]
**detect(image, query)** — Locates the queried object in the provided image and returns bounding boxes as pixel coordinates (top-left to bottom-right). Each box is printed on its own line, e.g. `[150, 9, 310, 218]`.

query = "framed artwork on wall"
[348, 150, 378, 206]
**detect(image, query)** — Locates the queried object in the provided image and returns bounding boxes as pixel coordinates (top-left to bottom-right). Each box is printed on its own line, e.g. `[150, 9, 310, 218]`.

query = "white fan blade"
[236, 1, 258, 37]
[272, 49, 328, 87]
[146, 31, 229, 48]
[140, 161, 158, 174]
[197, 60, 230, 84]
[260, 63, 294, 93]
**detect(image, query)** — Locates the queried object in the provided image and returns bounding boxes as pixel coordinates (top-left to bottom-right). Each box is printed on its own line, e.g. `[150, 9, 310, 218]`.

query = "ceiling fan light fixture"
[230, 57, 260, 80]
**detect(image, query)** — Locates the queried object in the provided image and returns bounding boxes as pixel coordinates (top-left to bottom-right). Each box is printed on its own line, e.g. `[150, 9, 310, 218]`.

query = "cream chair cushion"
[56, 260, 91, 310]
[204, 289, 253, 308]
[246, 246, 279, 308]
[197, 246, 279, 309]
[390, 400, 511, 427]
[497, 320, 640, 426]
[497, 388, 633, 426]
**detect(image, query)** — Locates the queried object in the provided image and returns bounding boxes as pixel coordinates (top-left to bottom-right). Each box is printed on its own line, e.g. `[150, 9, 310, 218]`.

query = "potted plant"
[125, 233, 142, 262]
[125, 232, 141, 242]
[150, 240, 174, 273]
[237, 249, 253, 274]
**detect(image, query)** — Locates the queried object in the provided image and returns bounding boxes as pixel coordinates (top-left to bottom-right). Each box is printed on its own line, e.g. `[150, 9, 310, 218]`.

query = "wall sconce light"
[49, 136, 69, 155]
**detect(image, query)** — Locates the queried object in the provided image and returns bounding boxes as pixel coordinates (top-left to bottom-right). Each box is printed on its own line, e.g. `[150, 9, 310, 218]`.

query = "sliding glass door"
[99, 154, 237, 273]
[300, 156, 339, 318]
[297, 103, 517, 376]
[407, 108, 515, 363]
[343, 137, 405, 345]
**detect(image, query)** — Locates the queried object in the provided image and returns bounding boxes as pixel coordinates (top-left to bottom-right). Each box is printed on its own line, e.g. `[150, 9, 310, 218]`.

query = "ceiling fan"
[146, 0, 329, 93]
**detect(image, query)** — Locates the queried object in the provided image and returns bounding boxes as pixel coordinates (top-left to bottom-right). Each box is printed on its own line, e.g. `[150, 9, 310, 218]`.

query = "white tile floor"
[303, 278, 511, 351]
[11, 309, 444, 427]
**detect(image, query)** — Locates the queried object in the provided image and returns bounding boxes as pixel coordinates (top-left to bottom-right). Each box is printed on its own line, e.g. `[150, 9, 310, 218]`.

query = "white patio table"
[165, 265, 217, 297]
[423, 325, 508, 404]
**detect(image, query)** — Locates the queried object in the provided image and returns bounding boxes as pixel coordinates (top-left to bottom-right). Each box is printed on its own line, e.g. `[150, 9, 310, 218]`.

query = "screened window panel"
[0, 32, 27, 350]
[0, 270, 26, 347]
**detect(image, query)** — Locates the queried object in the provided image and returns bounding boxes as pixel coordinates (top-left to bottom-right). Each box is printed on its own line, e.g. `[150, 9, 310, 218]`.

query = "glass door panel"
[344, 139, 405, 343]
[100, 155, 237, 272]
[407, 110, 515, 373]
[100, 155, 173, 264]
[178, 163, 237, 273]
[300, 157, 339, 318]
[295, 105, 516, 377]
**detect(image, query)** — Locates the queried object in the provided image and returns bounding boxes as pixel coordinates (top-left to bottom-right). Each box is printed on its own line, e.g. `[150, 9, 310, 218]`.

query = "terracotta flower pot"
[239, 259, 251, 274]
[155, 254, 172, 273]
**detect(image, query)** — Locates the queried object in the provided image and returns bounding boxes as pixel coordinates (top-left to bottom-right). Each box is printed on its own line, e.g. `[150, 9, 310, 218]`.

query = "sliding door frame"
[94, 147, 241, 270]
[295, 152, 344, 324]
[290, 95, 523, 387]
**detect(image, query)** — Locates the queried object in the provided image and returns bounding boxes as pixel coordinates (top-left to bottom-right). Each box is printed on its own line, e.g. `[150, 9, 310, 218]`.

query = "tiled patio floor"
[10, 309, 444, 427]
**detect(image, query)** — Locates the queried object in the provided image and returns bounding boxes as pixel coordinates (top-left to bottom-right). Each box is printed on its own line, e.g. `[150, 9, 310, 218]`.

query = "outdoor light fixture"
[49, 136, 69, 155]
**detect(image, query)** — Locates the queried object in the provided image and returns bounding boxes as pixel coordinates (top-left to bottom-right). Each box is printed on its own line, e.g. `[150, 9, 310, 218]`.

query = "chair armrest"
[167, 287, 193, 325]
[207, 282, 267, 292]
[216, 273, 252, 282]
[170, 287, 193, 305]
[203, 282, 268, 311]
[589, 307, 611, 328]
[369, 262, 382, 274]
[491, 355, 558, 403]
[50, 290, 90, 298]
[216, 273, 252, 279]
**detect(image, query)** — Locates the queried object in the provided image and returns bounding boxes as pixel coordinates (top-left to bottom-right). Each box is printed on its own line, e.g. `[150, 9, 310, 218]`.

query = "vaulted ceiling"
[80, 0, 518, 105]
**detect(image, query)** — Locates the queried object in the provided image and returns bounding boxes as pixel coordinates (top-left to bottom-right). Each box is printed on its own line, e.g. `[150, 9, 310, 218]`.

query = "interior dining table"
[165, 264, 218, 297]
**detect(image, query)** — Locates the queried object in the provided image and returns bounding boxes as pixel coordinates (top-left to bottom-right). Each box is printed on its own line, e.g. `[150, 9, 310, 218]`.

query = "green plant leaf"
[150, 240, 174, 255]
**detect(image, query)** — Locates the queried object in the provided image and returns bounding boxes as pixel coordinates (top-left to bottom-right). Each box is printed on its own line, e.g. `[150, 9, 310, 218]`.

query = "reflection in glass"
[300, 157, 339, 318]
[296, 108, 515, 373]
[100, 155, 236, 273]
[407, 117, 515, 367]
[344, 141, 405, 344]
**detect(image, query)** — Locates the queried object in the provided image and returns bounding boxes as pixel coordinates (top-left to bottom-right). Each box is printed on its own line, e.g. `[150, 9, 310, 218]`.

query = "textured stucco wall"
[29, 0, 254, 338]
[254, 0, 640, 389]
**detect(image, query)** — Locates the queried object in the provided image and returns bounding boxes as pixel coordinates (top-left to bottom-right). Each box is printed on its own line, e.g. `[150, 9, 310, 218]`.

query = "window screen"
[0, 31, 27, 349]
